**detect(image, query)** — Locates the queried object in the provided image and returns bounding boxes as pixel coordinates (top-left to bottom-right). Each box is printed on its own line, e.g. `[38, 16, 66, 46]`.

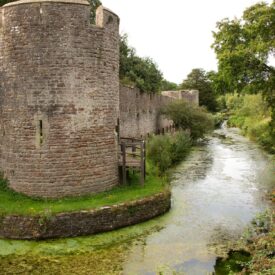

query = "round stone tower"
[0, 0, 120, 198]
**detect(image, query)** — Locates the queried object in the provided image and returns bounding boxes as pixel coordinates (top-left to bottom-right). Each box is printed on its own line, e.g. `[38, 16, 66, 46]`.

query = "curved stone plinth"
[0, 191, 171, 240]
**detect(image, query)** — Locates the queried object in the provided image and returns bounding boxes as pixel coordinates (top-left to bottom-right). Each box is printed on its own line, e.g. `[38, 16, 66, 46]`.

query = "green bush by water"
[219, 93, 274, 153]
[161, 100, 214, 140]
[147, 131, 192, 174]
[214, 250, 252, 275]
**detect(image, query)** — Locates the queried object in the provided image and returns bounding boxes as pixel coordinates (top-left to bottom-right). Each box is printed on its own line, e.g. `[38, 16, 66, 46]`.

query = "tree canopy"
[212, 1, 274, 97]
[212, 0, 275, 140]
[119, 34, 163, 93]
[161, 101, 214, 140]
[160, 79, 178, 91]
[180, 68, 217, 112]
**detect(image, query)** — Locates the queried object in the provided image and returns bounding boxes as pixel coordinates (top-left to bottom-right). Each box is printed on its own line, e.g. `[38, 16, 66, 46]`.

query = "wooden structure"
[119, 137, 146, 186]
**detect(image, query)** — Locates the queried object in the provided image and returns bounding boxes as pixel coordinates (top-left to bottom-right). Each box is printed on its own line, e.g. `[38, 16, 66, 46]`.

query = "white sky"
[102, 0, 272, 84]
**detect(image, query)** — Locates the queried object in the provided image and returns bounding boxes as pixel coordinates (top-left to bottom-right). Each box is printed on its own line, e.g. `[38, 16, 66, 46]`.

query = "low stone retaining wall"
[0, 191, 171, 240]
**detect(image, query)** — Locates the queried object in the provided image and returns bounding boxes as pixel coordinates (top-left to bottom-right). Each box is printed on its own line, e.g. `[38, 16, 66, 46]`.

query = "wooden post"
[140, 140, 145, 186]
[144, 141, 146, 177]
[122, 142, 126, 185]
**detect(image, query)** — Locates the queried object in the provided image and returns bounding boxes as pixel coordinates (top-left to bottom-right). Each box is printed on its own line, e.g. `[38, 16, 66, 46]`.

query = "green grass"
[0, 172, 168, 217]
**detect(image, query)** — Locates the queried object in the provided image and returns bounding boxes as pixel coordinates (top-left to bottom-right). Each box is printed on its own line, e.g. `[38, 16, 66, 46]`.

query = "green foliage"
[160, 79, 178, 91]
[161, 100, 214, 140]
[0, 0, 16, 6]
[180, 68, 217, 112]
[119, 34, 163, 93]
[216, 95, 227, 111]
[147, 131, 192, 174]
[241, 209, 275, 274]
[224, 93, 244, 111]
[225, 93, 274, 153]
[213, 112, 225, 128]
[147, 135, 173, 174]
[212, 1, 275, 93]
[214, 250, 252, 275]
[0, 172, 167, 216]
[212, 1, 275, 134]
[0, 172, 7, 190]
[215, 208, 274, 275]
[170, 131, 192, 163]
[87, 0, 102, 23]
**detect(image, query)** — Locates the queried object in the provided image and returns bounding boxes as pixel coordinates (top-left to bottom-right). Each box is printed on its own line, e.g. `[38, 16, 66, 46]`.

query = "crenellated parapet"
[0, 0, 120, 198]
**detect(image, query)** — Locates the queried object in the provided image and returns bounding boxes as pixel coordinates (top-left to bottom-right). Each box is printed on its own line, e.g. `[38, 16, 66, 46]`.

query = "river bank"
[0, 126, 274, 274]
[214, 193, 274, 274]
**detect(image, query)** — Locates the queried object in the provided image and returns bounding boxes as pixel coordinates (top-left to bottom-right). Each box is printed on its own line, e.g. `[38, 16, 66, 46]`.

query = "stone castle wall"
[119, 86, 199, 138]
[161, 90, 199, 104]
[119, 85, 174, 138]
[0, 0, 120, 198]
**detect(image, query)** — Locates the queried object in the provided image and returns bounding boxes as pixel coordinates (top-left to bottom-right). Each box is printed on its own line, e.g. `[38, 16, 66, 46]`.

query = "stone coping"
[0, 190, 171, 240]
[3, 0, 90, 8]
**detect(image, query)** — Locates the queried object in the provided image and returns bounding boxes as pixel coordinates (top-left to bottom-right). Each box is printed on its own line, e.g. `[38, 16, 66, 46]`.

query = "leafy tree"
[119, 34, 163, 93]
[212, 0, 275, 144]
[160, 80, 178, 91]
[161, 100, 214, 140]
[180, 68, 217, 112]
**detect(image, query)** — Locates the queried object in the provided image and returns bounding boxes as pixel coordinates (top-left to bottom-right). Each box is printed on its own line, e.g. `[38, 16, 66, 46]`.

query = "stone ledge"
[0, 190, 171, 240]
[3, 0, 89, 8]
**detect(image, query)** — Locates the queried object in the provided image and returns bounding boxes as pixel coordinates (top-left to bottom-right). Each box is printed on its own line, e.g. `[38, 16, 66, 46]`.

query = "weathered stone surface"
[161, 90, 199, 105]
[119, 85, 174, 138]
[0, 0, 199, 200]
[0, 190, 171, 240]
[119, 86, 199, 139]
[0, 1, 120, 198]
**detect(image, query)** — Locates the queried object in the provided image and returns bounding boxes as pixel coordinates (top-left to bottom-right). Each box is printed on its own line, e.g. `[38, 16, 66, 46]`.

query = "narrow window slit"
[39, 120, 43, 145]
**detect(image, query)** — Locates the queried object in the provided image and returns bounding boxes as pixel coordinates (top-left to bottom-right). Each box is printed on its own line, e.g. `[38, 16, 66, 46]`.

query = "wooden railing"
[119, 137, 146, 186]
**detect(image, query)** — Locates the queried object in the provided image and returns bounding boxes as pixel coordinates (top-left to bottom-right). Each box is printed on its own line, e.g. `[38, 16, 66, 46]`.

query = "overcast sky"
[102, 0, 272, 84]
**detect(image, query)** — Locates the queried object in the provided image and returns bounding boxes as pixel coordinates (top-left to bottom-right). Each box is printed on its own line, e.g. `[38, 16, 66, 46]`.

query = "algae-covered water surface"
[0, 127, 274, 274]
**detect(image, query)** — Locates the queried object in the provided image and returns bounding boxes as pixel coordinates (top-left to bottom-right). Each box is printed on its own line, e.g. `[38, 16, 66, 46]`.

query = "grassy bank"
[0, 132, 194, 218]
[0, 172, 168, 217]
[218, 93, 274, 153]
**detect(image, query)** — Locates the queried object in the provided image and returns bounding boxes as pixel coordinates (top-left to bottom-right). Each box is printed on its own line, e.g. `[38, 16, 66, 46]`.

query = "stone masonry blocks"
[0, 0, 120, 198]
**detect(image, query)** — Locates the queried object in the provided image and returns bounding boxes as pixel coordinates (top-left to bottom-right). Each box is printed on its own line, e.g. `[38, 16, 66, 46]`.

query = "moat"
[0, 126, 274, 274]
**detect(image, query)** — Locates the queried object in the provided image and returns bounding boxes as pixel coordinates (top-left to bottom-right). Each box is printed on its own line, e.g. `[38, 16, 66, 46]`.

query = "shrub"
[0, 172, 8, 191]
[147, 135, 172, 174]
[161, 100, 214, 140]
[225, 93, 274, 153]
[225, 93, 244, 111]
[170, 131, 192, 164]
[213, 112, 225, 128]
[147, 131, 192, 174]
[216, 95, 227, 111]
